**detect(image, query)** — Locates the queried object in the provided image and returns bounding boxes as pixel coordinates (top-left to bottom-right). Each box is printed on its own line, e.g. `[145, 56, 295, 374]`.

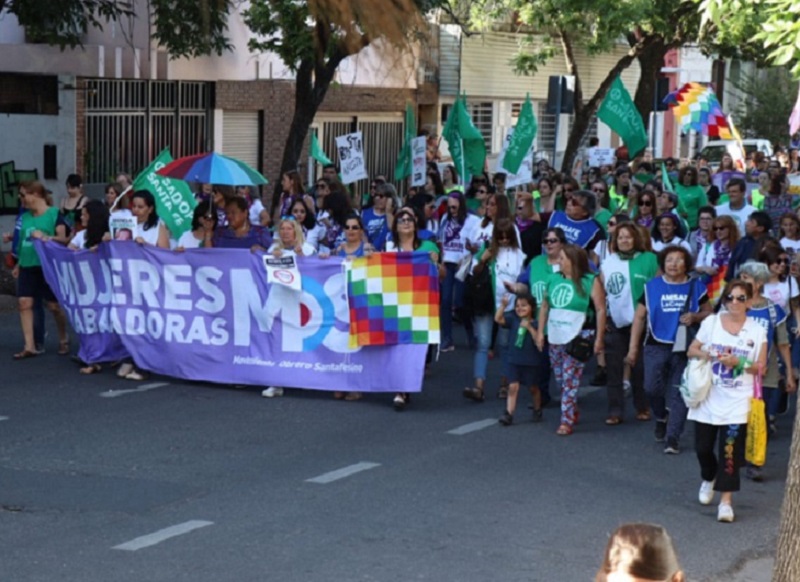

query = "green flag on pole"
[310, 133, 333, 166]
[442, 95, 486, 180]
[132, 148, 196, 238]
[503, 94, 538, 174]
[394, 102, 417, 181]
[597, 76, 648, 158]
[661, 162, 675, 193]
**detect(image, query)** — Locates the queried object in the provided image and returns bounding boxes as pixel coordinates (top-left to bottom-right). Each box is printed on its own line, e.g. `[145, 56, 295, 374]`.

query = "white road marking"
[447, 418, 497, 435]
[112, 520, 213, 551]
[306, 462, 381, 484]
[0, 416, 8, 421]
[99, 383, 170, 398]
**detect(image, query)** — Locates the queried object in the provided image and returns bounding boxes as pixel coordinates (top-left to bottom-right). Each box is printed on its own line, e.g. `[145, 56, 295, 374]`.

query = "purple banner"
[36, 241, 427, 392]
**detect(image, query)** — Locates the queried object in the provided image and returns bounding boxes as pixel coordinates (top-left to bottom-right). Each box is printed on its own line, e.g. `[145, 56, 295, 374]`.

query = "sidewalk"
[707, 556, 773, 582]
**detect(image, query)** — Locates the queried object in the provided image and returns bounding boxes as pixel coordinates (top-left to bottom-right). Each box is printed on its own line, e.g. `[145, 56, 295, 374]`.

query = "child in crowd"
[495, 293, 542, 425]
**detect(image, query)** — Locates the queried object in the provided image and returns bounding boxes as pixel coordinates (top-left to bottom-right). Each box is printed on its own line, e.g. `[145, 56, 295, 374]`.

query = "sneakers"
[717, 503, 735, 523]
[663, 438, 680, 455]
[590, 366, 607, 386]
[440, 343, 455, 353]
[499, 411, 513, 426]
[392, 394, 407, 411]
[654, 419, 667, 442]
[261, 386, 284, 398]
[698, 480, 716, 505]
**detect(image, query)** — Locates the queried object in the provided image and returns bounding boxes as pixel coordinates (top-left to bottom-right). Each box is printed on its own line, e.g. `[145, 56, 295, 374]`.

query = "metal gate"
[83, 79, 213, 184]
[315, 115, 404, 197]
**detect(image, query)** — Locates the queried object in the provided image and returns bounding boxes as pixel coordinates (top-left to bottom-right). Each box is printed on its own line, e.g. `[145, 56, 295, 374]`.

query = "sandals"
[499, 411, 513, 426]
[344, 392, 362, 401]
[58, 338, 70, 356]
[636, 410, 652, 421]
[462, 386, 485, 402]
[333, 392, 346, 400]
[497, 385, 509, 399]
[79, 364, 102, 375]
[556, 424, 573, 436]
[605, 416, 623, 426]
[12, 349, 38, 360]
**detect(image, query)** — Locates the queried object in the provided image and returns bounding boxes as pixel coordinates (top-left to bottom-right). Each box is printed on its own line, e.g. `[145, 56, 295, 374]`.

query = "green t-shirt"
[595, 208, 612, 232]
[527, 255, 559, 318]
[18, 207, 60, 268]
[418, 239, 439, 258]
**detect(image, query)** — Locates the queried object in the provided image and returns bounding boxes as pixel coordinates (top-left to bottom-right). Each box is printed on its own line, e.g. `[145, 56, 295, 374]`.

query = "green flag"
[442, 96, 486, 180]
[503, 94, 538, 174]
[394, 102, 417, 181]
[310, 133, 333, 166]
[132, 148, 196, 238]
[597, 76, 648, 158]
[661, 162, 675, 193]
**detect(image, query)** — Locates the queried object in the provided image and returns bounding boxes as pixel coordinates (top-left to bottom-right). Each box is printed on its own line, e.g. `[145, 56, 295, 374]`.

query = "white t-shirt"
[135, 220, 164, 246]
[304, 223, 325, 251]
[267, 242, 316, 256]
[491, 247, 526, 310]
[715, 202, 757, 237]
[439, 214, 480, 264]
[780, 237, 800, 257]
[69, 230, 87, 250]
[763, 279, 799, 312]
[249, 199, 266, 226]
[688, 314, 766, 425]
[651, 237, 692, 254]
[176, 230, 203, 249]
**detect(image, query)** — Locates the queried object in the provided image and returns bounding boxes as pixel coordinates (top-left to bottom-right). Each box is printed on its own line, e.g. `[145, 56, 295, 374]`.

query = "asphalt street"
[0, 309, 789, 582]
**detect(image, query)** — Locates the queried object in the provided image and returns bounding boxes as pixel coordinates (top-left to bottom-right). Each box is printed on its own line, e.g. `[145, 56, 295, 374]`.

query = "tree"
[244, 0, 438, 194]
[467, 0, 704, 172]
[730, 68, 799, 146]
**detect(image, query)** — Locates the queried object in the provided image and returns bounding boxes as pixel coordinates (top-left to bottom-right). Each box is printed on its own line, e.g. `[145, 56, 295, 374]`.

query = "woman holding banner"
[68, 200, 109, 251]
[269, 219, 316, 257]
[207, 197, 273, 251]
[290, 198, 324, 252]
[13, 181, 70, 360]
[386, 206, 441, 410]
[130, 191, 170, 248]
[175, 201, 216, 250]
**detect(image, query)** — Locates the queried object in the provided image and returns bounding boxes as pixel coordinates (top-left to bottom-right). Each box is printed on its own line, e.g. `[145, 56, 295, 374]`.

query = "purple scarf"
[711, 240, 731, 269]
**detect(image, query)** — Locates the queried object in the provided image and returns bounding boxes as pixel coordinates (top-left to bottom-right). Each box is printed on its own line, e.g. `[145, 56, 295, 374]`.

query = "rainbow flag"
[705, 265, 727, 306]
[663, 82, 733, 139]
[347, 252, 440, 347]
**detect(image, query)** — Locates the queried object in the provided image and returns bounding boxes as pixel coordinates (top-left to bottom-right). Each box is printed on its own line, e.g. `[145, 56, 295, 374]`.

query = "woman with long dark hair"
[290, 198, 324, 251]
[68, 200, 110, 250]
[130, 191, 170, 248]
[318, 185, 354, 253]
[175, 200, 217, 249]
[536, 243, 607, 435]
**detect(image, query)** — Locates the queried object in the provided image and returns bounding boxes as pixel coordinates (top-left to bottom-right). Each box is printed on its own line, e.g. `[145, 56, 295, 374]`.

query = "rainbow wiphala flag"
[347, 252, 440, 347]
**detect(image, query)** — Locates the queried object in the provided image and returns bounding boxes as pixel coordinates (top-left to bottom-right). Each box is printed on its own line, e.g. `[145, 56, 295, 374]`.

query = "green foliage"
[3, 0, 133, 48]
[699, 0, 800, 78]
[150, 0, 233, 59]
[243, 2, 315, 70]
[730, 67, 799, 144]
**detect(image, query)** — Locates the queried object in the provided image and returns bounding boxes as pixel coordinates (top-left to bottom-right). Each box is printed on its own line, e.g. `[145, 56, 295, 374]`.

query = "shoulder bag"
[679, 314, 716, 408]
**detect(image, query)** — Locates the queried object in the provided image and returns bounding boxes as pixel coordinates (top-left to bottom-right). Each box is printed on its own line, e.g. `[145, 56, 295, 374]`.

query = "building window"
[0, 74, 58, 115]
[466, 101, 493, 152]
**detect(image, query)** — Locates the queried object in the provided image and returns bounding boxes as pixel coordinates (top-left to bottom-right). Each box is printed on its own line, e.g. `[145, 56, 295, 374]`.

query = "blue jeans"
[440, 263, 465, 348]
[643, 344, 689, 441]
[764, 386, 782, 419]
[473, 314, 493, 380]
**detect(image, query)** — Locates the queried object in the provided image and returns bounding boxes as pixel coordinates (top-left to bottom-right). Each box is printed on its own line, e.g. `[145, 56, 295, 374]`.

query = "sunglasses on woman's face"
[714, 226, 728, 232]
[777, 258, 791, 265]
[592, 187, 607, 194]
[396, 216, 414, 225]
[640, 201, 653, 207]
[725, 294, 747, 304]
[542, 238, 560, 245]
[344, 224, 361, 231]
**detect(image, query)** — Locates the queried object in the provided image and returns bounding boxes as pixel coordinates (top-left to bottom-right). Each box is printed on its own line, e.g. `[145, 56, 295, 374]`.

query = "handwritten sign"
[411, 136, 427, 187]
[587, 147, 616, 167]
[335, 131, 369, 185]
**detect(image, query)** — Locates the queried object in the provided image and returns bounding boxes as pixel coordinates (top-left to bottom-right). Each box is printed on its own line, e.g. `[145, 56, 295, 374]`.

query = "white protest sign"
[109, 213, 137, 241]
[335, 131, 369, 185]
[411, 136, 427, 187]
[587, 147, 616, 167]
[497, 127, 533, 189]
[263, 254, 302, 292]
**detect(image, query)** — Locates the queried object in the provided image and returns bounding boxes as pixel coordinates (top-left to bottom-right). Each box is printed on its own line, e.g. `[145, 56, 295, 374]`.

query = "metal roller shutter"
[222, 111, 259, 169]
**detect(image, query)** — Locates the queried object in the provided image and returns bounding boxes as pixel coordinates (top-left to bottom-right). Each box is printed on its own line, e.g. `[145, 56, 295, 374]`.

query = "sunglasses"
[516, 205, 526, 210]
[724, 294, 747, 304]
[344, 224, 361, 231]
[476, 189, 488, 194]
[713, 226, 728, 231]
[563, 187, 574, 193]
[543, 238, 561, 245]
[592, 188, 607, 193]
[640, 201, 653, 207]
[396, 216, 414, 225]
[373, 193, 386, 198]
[777, 258, 791, 265]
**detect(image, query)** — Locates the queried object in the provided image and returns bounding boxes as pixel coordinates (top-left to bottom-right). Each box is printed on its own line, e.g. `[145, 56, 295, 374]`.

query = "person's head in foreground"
[596, 523, 685, 582]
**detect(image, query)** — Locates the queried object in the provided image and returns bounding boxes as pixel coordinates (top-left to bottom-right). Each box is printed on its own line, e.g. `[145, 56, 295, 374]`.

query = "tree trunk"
[773, 405, 800, 581]
[633, 38, 668, 133]
[559, 37, 654, 173]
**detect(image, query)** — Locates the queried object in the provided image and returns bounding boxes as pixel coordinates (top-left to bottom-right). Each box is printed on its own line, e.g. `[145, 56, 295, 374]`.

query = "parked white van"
[700, 139, 773, 169]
